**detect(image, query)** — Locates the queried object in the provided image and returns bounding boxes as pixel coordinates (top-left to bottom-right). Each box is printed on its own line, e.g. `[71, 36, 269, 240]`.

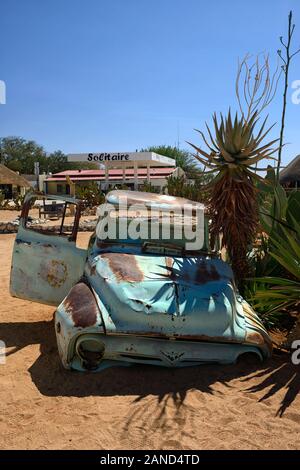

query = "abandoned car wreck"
[10, 190, 272, 371]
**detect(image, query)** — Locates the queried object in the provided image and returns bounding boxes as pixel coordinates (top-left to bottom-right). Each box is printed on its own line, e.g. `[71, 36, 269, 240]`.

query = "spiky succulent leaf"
[189, 110, 278, 175]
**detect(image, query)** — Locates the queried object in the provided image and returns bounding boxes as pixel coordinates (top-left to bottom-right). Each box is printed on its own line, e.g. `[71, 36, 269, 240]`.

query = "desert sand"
[0, 232, 300, 450]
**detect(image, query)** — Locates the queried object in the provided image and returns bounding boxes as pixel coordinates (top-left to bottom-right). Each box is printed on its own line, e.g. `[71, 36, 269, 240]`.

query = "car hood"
[86, 252, 246, 342]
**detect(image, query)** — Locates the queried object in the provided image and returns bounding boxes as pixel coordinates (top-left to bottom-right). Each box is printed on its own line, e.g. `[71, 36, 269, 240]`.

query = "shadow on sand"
[1, 319, 299, 418]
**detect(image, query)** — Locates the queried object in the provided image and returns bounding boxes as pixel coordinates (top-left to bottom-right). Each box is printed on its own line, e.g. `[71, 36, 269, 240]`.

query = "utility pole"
[34, 161, 39, 191]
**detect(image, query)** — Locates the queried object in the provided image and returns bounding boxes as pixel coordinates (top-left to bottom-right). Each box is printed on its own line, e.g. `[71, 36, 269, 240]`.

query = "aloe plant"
[188, 110, 278, 281]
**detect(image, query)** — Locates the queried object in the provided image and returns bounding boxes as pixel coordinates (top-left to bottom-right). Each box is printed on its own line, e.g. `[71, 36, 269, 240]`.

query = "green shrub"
[166, 175, 211, 204]
[75, 182, 105, 208]
[139, 182, 160, 194]
[244, 169, 300, 328]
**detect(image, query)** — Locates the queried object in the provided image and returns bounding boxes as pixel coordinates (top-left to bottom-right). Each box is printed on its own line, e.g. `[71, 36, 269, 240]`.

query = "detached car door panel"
[10, 194, 87, 306]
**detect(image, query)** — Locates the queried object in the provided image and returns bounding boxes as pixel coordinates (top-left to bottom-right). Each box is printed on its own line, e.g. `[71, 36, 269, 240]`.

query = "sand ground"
[0, 232, 300, 450]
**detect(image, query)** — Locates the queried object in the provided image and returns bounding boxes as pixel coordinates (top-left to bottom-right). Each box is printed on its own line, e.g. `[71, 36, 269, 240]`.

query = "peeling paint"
[245, 330, 265, 346]
[40, 259, 68, 288]
[63, 282, 98, 328]
[101, 252, 144, 282]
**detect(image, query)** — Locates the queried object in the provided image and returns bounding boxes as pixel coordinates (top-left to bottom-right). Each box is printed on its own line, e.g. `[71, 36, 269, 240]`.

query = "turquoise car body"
[10, 191, 272, 371]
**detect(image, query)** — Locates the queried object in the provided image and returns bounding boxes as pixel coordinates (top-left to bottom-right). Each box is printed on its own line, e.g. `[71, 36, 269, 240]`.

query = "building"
[45, 152, 184, 195]
[279, 154, 300, 189]
[45, 167, 184, 195]
[22, 172, 48, 192]
[0, 164, 31, 199]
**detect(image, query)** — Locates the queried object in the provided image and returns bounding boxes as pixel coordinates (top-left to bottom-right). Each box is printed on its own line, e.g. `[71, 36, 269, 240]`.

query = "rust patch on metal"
[165, 257, 174, 271]
[245, 326, 273, 353]
[47, 260, 67, 287]
[40, 259, 68, 288]
[164, 256, 177, 281]
[63, 282, 98, 328]
[89, 264, 97, 276]
[245, 330, 265, 346]
[101, 253, 144, 282]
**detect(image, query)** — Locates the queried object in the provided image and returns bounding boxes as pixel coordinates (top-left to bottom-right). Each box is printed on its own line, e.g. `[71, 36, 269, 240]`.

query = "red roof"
[46, 167, 176, 181]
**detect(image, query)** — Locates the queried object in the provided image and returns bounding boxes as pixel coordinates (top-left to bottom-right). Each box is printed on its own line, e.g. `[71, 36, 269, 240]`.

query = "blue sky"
[1, 0, 300, 166]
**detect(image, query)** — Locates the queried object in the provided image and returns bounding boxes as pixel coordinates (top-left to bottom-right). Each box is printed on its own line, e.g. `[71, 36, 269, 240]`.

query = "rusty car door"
[10, 194, 88, 306]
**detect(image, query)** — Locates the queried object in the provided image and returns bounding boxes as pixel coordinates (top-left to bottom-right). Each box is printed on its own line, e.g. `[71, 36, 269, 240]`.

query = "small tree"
[142, 145, 203, 179]
[0, 136, 99, 174]
[188, 111, 278, 283]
